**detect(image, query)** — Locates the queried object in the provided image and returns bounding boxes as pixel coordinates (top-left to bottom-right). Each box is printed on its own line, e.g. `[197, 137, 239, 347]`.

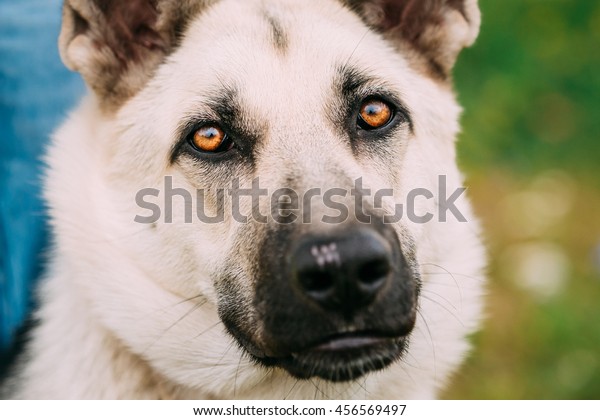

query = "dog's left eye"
[357, 99, 394, 130]
[189, 125, 233, 153]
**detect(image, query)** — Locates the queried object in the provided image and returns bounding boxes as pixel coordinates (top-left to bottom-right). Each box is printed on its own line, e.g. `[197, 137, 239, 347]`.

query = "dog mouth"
[256, 332, 409, 382]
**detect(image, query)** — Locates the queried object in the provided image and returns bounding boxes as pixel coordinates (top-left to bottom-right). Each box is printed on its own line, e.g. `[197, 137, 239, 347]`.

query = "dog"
[5, 0, 485, 399]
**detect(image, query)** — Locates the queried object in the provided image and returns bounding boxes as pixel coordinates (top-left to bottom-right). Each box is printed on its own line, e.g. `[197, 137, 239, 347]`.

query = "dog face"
[50, 0, 485, 397]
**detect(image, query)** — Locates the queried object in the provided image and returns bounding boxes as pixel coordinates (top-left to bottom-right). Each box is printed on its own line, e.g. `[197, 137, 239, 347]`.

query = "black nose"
[290, 228, 393, 316]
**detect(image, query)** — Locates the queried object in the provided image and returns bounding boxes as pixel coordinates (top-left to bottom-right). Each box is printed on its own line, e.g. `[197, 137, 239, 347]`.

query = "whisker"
[190, 320, 223, 341]
[399, 363, 417, 386]
[355, 377, 369, 395]
[284, 379, 300, 400]
[419, 263, 464, 305]
[210, 340, 236, 374]
[309, 378, 330, 400]
[233, 351, 244, 398]
[420, 275, 483, 291]
[149, 294, 208, 318]
[142, 299, 208, 355]
[343, 28, 371, 69]
[421, 288, 458, 311]
[416, 309, 437, 381]
[420, 263, 485, 282]
[420, 294, 464, 327]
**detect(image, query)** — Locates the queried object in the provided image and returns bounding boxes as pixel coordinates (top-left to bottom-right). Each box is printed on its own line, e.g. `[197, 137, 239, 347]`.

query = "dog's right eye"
[357, 98, 394, 130]
[189, 125, 233, 154]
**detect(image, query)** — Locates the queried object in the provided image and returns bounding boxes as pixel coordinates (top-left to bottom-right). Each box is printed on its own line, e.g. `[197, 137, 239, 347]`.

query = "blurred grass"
[444, 0, 600, 399]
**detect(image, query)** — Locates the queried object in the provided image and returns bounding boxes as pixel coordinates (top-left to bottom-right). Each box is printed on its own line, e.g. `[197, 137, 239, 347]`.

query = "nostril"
[358, 258, 390, 286]
[299, 270, 334, 293]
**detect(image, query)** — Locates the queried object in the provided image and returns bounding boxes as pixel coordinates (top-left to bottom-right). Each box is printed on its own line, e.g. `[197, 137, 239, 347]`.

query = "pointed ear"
[59, 0, 210, 110]
[348, 0, 480, 79]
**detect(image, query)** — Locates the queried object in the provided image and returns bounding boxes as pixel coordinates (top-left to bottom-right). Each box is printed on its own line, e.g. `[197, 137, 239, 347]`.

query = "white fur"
[11, 0, 485, 399]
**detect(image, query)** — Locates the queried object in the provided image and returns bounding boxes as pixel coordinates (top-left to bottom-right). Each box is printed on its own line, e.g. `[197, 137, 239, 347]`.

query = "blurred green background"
[444, 0, 600, 399]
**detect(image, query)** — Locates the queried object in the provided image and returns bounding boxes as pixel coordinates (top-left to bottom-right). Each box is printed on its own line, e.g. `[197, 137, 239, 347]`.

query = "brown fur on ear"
[94, 1, 166, 62]
[59, 0, 214, 111]
[346, 0, 480, 80]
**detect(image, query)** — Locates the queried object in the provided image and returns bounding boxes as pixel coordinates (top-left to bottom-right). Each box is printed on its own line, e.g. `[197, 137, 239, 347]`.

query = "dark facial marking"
[171, 87, 266, 168]
[329, 64, 413, 153]
[264, 13, 289, 53]
[339, 65, 372, 102]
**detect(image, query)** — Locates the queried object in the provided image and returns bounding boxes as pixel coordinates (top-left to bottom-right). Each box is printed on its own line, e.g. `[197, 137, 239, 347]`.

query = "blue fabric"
[0, 0, 84, 351]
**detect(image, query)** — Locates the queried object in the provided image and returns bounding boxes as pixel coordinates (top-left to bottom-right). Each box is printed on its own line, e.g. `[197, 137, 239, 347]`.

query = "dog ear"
[348, 0, 480, 79]
[59, 0, 210, 110]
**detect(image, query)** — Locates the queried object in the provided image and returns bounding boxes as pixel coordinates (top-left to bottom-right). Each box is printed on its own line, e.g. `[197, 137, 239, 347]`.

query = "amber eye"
[191, 125, 228, 153]
[358, 99, 393, 130]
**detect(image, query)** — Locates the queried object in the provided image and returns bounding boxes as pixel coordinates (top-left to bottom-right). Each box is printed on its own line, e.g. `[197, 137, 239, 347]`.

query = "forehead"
[162, 0, 411, 110]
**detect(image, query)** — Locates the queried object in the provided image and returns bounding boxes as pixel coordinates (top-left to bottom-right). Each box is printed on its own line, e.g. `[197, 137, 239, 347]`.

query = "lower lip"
[280, 335, 406, 381]
[312, 335, 390, 352]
